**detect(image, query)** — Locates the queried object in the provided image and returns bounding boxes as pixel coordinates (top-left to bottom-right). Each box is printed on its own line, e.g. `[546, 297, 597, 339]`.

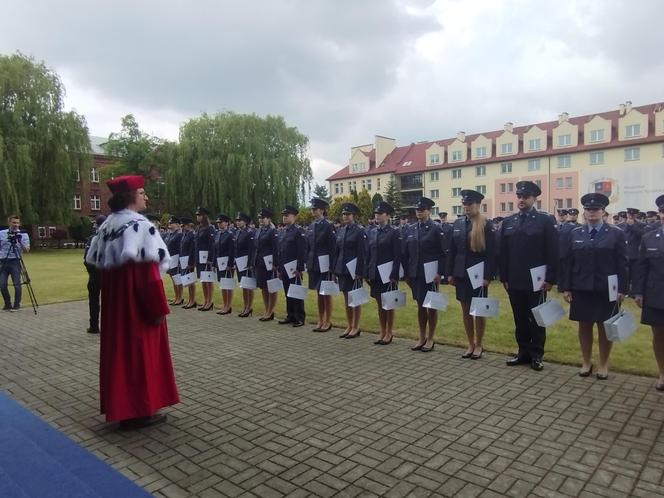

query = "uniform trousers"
[281, 274, 305, 323]
[507, 288, 546, 360]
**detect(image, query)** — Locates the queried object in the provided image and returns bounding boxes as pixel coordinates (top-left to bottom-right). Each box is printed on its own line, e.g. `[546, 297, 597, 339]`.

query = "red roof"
[326, 102, 664, 182]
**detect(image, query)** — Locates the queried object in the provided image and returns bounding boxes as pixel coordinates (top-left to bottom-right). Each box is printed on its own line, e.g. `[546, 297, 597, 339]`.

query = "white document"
[530, 265, 547, 292]
[179, 255, 189, 269]
[423, 261, 438, 284]
[235, 255, 248, 272]
[608, 274, 619, 302]
[216, 256, 229, 271]
[198, 250, 209, 264]
[346, 258, 357, 279]
[466, 261, 485, 290]
[263, 254, 273, 271]
[284, 259, 298, 279]
[318, 254, 330, 273]
[169, 254, 179, 270]
[399, 263, 405, 279]
[377, 261, 394, 284]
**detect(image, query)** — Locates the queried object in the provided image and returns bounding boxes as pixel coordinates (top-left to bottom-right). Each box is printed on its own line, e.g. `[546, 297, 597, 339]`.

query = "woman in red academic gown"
[86, 175, 179, 429]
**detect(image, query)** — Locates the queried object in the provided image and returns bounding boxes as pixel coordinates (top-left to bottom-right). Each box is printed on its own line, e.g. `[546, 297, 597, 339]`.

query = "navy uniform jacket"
[277, 224, 307, 273]
[446, 217, 497, 280]
[499, 208, 559, 290]
[214, 229, 235, 269]
[179, 230, 196, 269]
[619, 221, 645, 260]
[559, 224, 627, 293]
[632, 227, 664, 309]
[306, 218, 336, 272]
[332, 223, 367, 278]
[644, 222, 661, 233]
[402, 219, 448, 279]
[234, 227, 255, 268]
[164, 230, 182, 259]
[194, 225, 216, 265]
[253, 225, 279, 270]
[365, 224, 401, 282]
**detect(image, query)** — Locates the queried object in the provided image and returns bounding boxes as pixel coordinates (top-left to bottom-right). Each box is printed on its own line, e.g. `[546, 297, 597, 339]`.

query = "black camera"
[7, 231, 22, 244]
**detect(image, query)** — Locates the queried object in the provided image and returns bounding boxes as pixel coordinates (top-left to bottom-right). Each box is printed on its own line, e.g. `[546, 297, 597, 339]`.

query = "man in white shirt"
[0, 214, 30, 311]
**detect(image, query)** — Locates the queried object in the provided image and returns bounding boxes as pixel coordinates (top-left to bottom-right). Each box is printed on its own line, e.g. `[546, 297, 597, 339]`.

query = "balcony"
[400, 174, 423, 191]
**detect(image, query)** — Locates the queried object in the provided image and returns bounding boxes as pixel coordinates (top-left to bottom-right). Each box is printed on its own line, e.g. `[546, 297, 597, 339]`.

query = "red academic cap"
[107, 175, 145, 194]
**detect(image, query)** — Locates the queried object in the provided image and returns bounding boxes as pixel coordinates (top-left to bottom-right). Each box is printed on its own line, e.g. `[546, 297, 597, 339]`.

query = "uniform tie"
[589, 227, 597, 239]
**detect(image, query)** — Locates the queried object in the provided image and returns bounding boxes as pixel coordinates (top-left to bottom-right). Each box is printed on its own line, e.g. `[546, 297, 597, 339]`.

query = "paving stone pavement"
[2, 301, 664, 497]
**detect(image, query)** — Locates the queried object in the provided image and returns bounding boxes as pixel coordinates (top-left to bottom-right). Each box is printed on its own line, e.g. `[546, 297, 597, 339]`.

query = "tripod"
[0, 236, 38, 314]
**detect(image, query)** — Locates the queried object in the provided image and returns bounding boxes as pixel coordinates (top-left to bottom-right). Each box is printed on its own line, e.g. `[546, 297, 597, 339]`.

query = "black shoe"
[378, 335, 393, 345]
[292, 321, 304, 327]
[345, 330, 361, 339]
[530, 359, 544, 371]
[118, 413, 167, 430]
[461, 350, 473, 359]
[340, 331, 351, 338]
[259, 313, 275, 322]
[578, 364, 593, 377]
[595, 372, 608, 380]
[86, 328, 100, 334]
[12, 305, 20, 311]
[471, 347, 483, 360]
[655, 382, 664, 392]
[278, 318, 293, 325]
[3, 305, 12, 311]
[411, 343, 425, 351]
[421, 343, 435, 353]
[216, 308, 232, 315]
[506, 355, 530, 366]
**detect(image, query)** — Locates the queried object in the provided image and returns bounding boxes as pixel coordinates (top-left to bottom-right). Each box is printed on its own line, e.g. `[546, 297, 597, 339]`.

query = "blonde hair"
[468, 209, 487, 253]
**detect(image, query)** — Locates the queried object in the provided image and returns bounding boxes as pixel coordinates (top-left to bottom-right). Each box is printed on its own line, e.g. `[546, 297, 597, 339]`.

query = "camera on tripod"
[7, 231, 22, 244]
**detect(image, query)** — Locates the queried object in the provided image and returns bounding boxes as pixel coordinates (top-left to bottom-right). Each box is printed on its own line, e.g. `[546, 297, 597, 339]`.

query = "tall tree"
[312, 183, 330, 201]
[356, 189, 373, 226]
[165, 112, 312, 216]
[0, 53, 90, 225]
[383, 175, 402, 215]
[371, 192, 383, 208]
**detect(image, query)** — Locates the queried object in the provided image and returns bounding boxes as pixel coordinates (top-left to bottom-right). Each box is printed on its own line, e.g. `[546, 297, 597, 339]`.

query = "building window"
[452, 168, 462, 179]
[48, 227, 56, 237]
[558, 134, 571, 147]
[475, 165, 486, 177]
[377, 178, 381, 190]
[590, 129, 604, 143]
[432, 207, 439, 215]
[500, 183, 506, 193]
[38, 226, 47, 238]
[528, 159, 541, 171]
[452, 187, 461, 197]
[508, 202, 514, 211]
[565, 177, 573, 188]
[334, 184, 339, 194]
[73, 195, 81, 210]
[90, 167, 99, 183]
[430, 189, 439, 199]
[361, 180, 366, 190]
[482, 203, 488, 213]
[557, 155, 571, 168]
[500, 143, 513, 155]
[476, 185, 486, 195]
[451, 151, 463, 162]
[500, 202, 506, 212]
[507, 182, 514, 192]
[537, 200, 542, 210]
[402, 160, 413, 167]
[91, 195, 100, 211]
[528, 138, 541, 151]
[75, 169, 81, 182]
[535, 179, 542, 188]
[626, 124, 641, 138]
[430, 171, 439, 182]
[475, 146, 487, 158]
[556, 177, 563, 189]
[453, 206, 462, 215]
[590, 151, 604, 165]
[366, 179, 372, 191]
[429, 153, 440, 165]
[500, 162, 512, 174]
[625, 147, 640, 161]
[565, 198, 572, 208]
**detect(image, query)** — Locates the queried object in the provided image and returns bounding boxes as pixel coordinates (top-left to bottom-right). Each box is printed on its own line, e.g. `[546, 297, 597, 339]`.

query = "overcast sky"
[2, 0, 663, 185]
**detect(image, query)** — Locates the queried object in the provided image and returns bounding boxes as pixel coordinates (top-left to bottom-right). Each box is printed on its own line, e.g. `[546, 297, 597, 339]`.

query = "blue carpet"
[0, 392, 151, 498]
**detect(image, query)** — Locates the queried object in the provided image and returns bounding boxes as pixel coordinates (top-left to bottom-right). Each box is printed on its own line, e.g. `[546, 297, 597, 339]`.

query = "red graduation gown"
[99, 261, 179, 422]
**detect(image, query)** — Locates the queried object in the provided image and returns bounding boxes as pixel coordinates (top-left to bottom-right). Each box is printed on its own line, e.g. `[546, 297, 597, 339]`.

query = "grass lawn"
[23, 248, 659, 377]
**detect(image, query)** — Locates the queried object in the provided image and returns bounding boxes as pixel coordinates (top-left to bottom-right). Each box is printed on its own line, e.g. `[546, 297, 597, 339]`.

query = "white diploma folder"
[423, 261, 438, 284]
[346, 258, 357, 279]
[466, 261, 485, 290]
[235, 255, 248, 272]
[318, 254, 330, 273]
[284, 260, 298, 279]
[216, 256, 229, 271]
[377, 261, 394, 285]
[608, 274, 618, 302]
[530, 265, 547, 292]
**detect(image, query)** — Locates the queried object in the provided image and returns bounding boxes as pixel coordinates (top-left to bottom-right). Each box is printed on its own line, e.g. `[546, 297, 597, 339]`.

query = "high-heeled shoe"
[461, 350, 473, 359]
[411, 343, 425, 351]
[182, 302, 197, 309]
[378, 335, 393, 345]
[172, 299, 184, 306]
[421, 342, 435, 353]
[238, 309, 253, 318]
[340, 330, 351, 338]
[345, 330, 361, 339]
[259, 313, 275, 322]
[216, 308, 232, 315]
[578, 364, 593, 377]
[471, 347, 483, 360]
[198, 303, 213, 311]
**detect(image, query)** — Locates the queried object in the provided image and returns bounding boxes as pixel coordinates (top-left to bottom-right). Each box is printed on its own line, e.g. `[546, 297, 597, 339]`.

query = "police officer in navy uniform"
[634, 195, 664, 391]
[645, 210, 660, 232]
[403, 197, 448, 352]
[500, 181, 558, 371]
[84, 214, 106, 333]
[164, 216, 184, 306]
[254, 208, 279, 321]
[278, 205, 307, 327]
[194, 207, 216, 311]
[566, 208, 580, 226]
[556, 209, 568, 227]
[560, 193, 627, 380]
[214, 214, 235, 315]
[306, 198, 336, 332]
[366, 201, 401, 345]
[333, 202, 367, 339]
[447, 190, 497, 359]
[234, 212, 255, 317]
[179, 217, 197, 309]
[622, 207, 646, 295]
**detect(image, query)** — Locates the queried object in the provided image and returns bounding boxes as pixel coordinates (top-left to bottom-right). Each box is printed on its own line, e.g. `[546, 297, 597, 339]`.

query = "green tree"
[371, 192, 383, 208]
[68, 216, 93, 247]
[356, 189, 373, 226]
[0, 53, 90, 225]
[295, 206, 314, 227]
[165, 112, 312, 216]
[312, 183, 330, 201]
[328, 195, 352, 222]
[383, 175, 402, 215]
